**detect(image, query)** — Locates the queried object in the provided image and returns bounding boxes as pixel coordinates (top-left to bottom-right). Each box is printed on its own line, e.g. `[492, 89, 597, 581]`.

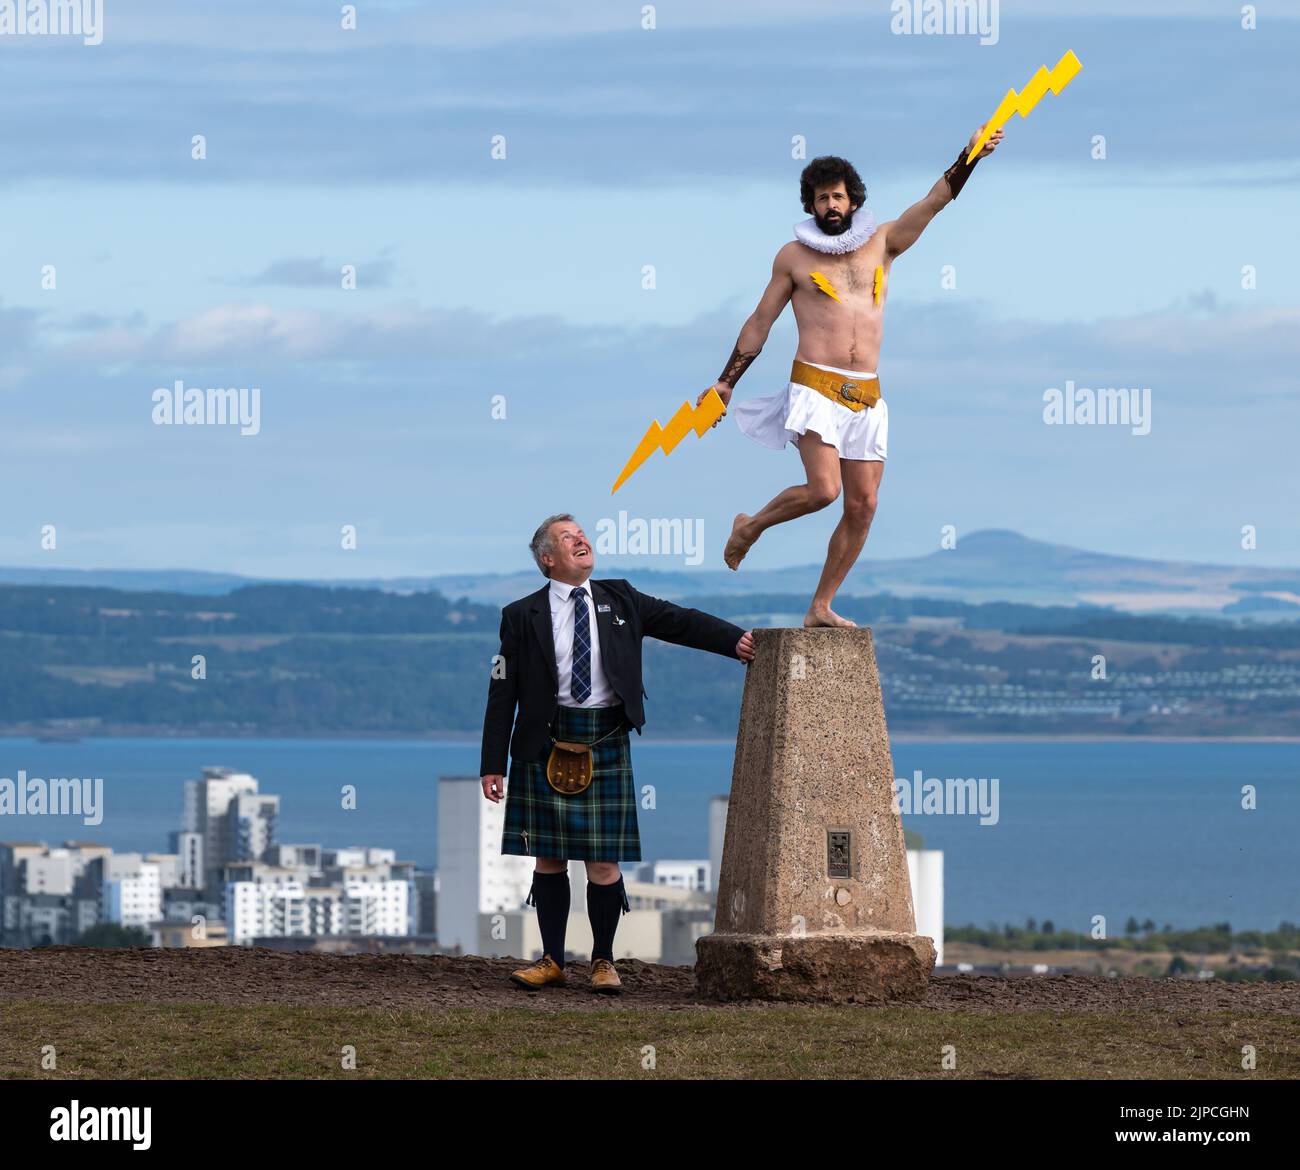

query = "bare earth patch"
[1, 946, 1297, 1015]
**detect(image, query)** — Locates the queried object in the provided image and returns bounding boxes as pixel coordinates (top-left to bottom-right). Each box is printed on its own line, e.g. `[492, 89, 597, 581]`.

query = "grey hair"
[529, 513, 575, 578]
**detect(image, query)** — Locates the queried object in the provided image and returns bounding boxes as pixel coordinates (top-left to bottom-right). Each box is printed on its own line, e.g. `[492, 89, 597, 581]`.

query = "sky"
[1, 0, 1297, 581]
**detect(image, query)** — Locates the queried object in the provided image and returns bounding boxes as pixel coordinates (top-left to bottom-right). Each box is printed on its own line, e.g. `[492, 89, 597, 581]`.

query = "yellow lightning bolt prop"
[873, 266, 883, 306]
[611, 389, 726, 494]
[967, 49, 1082, 163]
[809, 271, 842, 302]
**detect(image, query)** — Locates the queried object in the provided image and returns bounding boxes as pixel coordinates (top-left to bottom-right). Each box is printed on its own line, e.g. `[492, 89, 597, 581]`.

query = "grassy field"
[3, 1001, 1296, 1079]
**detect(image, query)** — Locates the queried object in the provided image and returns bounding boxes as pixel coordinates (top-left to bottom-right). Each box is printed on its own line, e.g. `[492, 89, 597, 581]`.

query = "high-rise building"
[907, 848, 945, 966]
[169, 829, 204, 889]
[413, 871, 438, 936]
[178, 767, 278, 896]
[436, 775, 532, 953]
[708, 795, 728, 894]
[232, 792, 278, 869]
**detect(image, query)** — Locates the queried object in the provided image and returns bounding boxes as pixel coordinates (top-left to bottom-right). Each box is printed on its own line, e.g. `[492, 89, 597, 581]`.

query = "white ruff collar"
[793, 209, 877, 254]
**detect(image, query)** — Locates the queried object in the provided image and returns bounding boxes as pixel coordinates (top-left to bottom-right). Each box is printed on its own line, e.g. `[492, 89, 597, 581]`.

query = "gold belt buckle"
[839, 381, 859, 403]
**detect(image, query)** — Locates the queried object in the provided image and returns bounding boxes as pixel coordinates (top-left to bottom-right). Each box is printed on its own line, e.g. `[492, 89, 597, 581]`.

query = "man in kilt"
[481, 513, 756, 994]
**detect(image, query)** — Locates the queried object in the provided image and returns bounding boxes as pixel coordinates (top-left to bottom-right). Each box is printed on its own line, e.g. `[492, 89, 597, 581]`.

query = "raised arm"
[698, 246, 796, 415]
[882, 124, 1004, 260]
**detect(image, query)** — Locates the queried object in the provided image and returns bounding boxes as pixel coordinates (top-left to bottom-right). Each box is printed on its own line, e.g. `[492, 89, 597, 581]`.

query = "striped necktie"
[569, 586, 592, 703]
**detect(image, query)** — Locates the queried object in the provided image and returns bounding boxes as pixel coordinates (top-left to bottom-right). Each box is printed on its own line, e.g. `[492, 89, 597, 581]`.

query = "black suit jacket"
[480, 577, 745, 775]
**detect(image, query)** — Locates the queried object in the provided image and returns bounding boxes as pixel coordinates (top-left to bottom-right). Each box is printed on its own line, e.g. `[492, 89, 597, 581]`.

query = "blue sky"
[1, 0, 1297, 579]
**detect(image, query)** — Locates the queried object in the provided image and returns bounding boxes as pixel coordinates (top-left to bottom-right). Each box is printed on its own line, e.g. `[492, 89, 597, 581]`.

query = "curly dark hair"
[799, 155, 867, 214]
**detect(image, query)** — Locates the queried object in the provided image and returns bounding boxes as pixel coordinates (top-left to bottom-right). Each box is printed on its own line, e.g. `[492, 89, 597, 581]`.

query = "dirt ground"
[2, 946, 1297, 1015]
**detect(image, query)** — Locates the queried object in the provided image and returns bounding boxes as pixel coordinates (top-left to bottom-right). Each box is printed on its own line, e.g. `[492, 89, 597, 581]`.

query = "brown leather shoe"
[589, 958, 622, 995]
[509, 954, 567, 990]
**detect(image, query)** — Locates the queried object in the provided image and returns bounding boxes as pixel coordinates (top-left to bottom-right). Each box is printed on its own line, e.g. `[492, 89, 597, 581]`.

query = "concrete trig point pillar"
[696, 627, 935, 1002]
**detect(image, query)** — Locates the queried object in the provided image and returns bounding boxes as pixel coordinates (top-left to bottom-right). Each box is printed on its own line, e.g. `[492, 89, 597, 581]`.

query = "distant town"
[0, 765, 943, 969]
[4, 765, 1294, 980]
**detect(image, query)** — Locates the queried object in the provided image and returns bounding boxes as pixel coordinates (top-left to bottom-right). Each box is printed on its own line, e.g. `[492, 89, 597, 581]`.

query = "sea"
[2, 736, 1296, 932]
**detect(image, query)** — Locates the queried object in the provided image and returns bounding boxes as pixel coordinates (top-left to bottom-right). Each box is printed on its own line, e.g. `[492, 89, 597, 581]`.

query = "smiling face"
[812, 181, 858, 235]
[542, 519, 594, 584]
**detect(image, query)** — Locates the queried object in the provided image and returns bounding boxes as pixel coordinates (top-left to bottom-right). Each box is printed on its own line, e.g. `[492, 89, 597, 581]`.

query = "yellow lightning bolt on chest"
[809, 271, 842, 303]
[810, 268, 883, 305]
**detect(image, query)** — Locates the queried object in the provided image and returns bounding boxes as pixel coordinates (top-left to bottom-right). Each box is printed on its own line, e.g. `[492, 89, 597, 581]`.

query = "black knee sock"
[587, 873, 630, 962]
[526, 869, 570, 967]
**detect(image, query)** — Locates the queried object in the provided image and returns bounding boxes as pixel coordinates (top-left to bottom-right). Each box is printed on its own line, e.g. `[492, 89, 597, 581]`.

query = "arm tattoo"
[718, 344, 761, 387]
[942, 143, 984, 200]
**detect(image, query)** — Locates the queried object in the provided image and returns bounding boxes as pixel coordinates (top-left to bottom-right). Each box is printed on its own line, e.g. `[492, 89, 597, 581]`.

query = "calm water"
[3, 737, 1296, 931]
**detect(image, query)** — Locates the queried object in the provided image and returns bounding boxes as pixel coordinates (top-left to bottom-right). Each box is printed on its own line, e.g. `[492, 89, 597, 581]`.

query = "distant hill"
[3, 530, 1298, 616]
[3, 579, 1299, 737]
[0, 566, 257, 595]
[422, 530, 1300, 615]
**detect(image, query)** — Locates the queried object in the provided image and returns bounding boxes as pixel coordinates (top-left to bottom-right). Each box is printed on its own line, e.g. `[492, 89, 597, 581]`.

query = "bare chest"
[811, 254, 879, 290]
[793, 250, 888, 311]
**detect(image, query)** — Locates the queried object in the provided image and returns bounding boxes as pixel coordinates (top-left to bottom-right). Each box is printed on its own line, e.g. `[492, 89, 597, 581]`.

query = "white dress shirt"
[548, 577, 616, 707]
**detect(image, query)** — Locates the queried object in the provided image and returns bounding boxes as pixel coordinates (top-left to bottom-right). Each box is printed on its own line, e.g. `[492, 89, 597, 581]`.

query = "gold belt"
[791, 359, 881, 411]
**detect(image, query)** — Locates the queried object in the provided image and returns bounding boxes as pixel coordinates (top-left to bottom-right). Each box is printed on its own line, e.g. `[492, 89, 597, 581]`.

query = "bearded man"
[699, 125, 1003, 627]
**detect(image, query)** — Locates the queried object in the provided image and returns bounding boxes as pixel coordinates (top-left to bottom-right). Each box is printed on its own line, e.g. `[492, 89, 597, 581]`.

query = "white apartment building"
[268, 843, 322, 870]
[144, 852, 181, 889]
[225, 878, 408, 945]
[907, 848, 945, 966]
[20, 850, 77, 896]
[708, 795, 728, 890]
[325, 847, 396, 868]
[0, 842, 112, 944]
[100, 854, 163, 929]
[340, 875, 409, 936]
[436, 776, 532, 953]
[636, 860, 712, 892]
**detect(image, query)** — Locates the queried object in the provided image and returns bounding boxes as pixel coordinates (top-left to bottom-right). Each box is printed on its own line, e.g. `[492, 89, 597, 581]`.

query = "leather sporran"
[546, 740, 594, 795]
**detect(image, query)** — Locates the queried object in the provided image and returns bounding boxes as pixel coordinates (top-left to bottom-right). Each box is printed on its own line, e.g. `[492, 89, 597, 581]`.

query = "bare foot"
[724, 513, 757, 571]
[803, 603, 857, 628]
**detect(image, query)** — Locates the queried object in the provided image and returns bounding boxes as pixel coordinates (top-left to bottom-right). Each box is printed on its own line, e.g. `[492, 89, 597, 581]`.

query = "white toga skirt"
[731, 359, 888, 461]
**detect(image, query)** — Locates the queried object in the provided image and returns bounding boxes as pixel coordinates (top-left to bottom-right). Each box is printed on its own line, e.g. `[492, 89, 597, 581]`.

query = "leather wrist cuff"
[718, 344, 760, 387]
[943, 144, 982, 200]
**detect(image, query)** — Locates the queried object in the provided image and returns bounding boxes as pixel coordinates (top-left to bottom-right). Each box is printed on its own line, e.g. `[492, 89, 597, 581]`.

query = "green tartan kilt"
[502, 704, 641, 862]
